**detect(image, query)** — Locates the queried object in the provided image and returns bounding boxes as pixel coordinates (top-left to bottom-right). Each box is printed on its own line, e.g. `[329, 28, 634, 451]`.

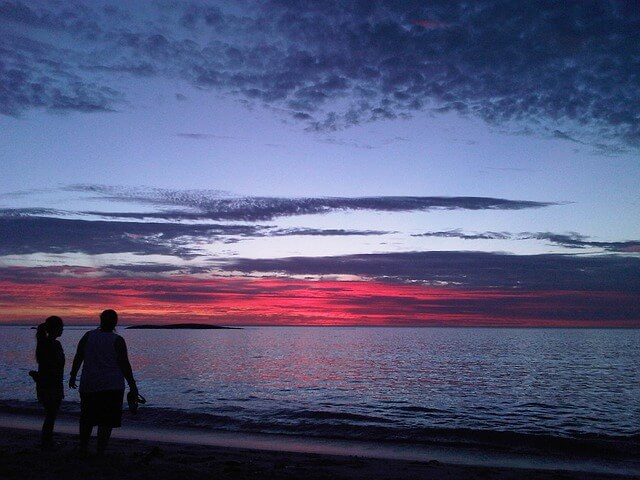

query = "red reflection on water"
[0, 267, 638, 327]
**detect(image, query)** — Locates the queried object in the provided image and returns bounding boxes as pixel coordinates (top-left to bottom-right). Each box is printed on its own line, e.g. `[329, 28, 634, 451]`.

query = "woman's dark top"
[36, 338, 65, 389]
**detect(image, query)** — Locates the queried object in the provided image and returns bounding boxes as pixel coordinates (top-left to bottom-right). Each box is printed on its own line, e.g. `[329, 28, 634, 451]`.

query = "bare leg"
[96, 426, 112, 455]
[79, 419, 92, 453]
[41, 398, 61, 448]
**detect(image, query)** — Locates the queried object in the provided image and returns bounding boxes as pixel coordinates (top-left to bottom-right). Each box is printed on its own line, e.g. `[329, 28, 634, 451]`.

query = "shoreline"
[4, 324, 640, 330]
[1, 414, 638, 479]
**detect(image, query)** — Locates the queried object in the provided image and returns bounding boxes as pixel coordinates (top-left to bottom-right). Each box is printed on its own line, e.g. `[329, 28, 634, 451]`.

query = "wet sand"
[1, 423, 637, 480]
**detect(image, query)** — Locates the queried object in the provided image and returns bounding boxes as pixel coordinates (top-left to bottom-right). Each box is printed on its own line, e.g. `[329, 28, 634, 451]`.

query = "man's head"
[100, 309, 118, 332]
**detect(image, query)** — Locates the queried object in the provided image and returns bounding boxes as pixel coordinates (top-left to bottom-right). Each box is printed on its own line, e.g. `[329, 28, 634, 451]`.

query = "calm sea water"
[1, 326, 638, 445]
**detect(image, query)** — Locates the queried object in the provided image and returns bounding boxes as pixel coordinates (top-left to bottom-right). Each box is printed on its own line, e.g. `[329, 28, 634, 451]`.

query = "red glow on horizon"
[0, 268, 637, 327]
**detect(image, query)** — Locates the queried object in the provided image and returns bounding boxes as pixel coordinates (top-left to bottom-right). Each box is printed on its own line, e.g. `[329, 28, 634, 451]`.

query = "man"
[69, 309, 138, 455]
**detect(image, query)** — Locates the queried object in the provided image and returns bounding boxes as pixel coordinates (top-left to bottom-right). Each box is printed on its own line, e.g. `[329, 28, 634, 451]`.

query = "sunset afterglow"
[0, 267, 637, 327]
[1, 1, 639, 327]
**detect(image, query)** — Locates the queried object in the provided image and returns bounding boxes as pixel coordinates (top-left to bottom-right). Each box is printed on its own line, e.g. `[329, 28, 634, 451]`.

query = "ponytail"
[36, 323, 48, 342]
[36, 316, 63, 341]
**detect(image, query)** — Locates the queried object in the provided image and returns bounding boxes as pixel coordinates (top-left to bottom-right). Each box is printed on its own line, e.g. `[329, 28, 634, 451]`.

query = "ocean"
[1, 326, 638, 450]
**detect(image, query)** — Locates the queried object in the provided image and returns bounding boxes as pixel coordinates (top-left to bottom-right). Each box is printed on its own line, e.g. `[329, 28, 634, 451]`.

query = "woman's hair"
[100, 309, 118, 332]
[36, 316, 63, 342]
[36, 316, 63, 363]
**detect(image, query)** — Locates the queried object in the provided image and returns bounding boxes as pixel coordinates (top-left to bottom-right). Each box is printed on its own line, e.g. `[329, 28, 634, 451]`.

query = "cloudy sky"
[1, 0, 639, 326]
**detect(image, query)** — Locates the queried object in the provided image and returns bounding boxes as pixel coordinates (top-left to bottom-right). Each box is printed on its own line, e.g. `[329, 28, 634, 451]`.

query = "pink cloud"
[0, 268, 638, 327]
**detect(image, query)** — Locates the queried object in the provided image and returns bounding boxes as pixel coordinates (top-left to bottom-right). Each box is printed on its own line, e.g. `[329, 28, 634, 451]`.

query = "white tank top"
[79, 329, 125, 393]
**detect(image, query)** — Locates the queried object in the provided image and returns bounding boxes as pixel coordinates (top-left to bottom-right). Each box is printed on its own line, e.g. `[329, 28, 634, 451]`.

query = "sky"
[1, 0, 639, 326]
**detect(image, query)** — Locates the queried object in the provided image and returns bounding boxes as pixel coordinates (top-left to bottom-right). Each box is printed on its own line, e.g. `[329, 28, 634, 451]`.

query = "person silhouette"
[69, 309, 138, 455]
[33, 316, 65, 449]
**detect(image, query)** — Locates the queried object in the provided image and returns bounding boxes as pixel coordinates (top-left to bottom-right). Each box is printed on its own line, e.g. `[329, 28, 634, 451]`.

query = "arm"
[69, 333, 88, 389]
[115, 336, 138, 394]
[55, 340, 65, 369]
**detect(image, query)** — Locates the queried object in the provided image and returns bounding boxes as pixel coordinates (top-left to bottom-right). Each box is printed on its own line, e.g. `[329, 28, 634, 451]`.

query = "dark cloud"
[218, 251, 640, 293]
[334, 290, 638, 326]
[102, 264, 213, 276]
[552, 130, 585, 145]
[0, 1, 100, 34]
[0, 207, 65, 217]
[0, 263, 637, 325]
[413, 229, 640, 254]
[102, 264, 185, 275]
[530, 232, 640, 254]
[68, 184, 557, 221]
[550, 129, 628, 156]
[0, 265, 99, 284]
[1, 1, 638, 149]
[176, 133, 235, 140]
[0, 215, 260, 258]
[414, 229, 511, 241]
[268, 228, 391, 237]
[0, 209, 393, 257]
[0, 32, 122, 115]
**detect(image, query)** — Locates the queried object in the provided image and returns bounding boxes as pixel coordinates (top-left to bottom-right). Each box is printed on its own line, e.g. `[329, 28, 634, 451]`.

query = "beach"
[0, 426, 635, 480]
[1, 421, 638, 480]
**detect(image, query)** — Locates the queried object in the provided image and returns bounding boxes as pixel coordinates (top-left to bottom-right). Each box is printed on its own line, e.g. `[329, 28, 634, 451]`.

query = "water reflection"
[1, 326, 639, 437]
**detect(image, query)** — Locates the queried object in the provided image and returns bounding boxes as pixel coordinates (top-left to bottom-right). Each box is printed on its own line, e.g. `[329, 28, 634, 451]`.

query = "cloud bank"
[1, 1, 638, 149]
[69, 184, 557, 221]
[1, 187, 637, 326]
[0, 213, 393, 258]
[414, 230, 640, 254]
[220, 251, 640, 293]
[1, 265, 637, 326]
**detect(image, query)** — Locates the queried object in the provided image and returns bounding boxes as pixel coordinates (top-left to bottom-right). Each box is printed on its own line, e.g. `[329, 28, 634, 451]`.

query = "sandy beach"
[1, 423, 637, 480]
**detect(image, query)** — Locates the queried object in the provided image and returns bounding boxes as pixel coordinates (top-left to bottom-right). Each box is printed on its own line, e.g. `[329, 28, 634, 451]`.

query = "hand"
[69, 378, 77, 389]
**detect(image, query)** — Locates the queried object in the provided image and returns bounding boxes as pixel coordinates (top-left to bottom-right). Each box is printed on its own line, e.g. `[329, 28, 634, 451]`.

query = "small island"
[126, 323, 241, 330]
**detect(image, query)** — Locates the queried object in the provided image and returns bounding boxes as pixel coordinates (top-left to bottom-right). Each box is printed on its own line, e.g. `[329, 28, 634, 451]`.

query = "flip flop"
[127, 391, 146, 414]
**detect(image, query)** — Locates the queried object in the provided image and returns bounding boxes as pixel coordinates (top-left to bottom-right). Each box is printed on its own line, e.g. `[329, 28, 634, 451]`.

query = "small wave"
[2, 400, 638, 458]
[274, 408, 392, 424]
[516, 401, 556, 410]
[397, 405, 448, 414]
[118, 406, 640, 455]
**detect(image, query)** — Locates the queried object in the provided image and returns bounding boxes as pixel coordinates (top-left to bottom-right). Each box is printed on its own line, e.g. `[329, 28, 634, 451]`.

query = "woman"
[34, 316, 65, 449]
[69, 309, 138, 455]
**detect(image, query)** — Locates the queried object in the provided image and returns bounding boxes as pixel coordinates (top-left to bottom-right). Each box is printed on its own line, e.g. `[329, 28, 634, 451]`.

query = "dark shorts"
[80, 389, 124, 428]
